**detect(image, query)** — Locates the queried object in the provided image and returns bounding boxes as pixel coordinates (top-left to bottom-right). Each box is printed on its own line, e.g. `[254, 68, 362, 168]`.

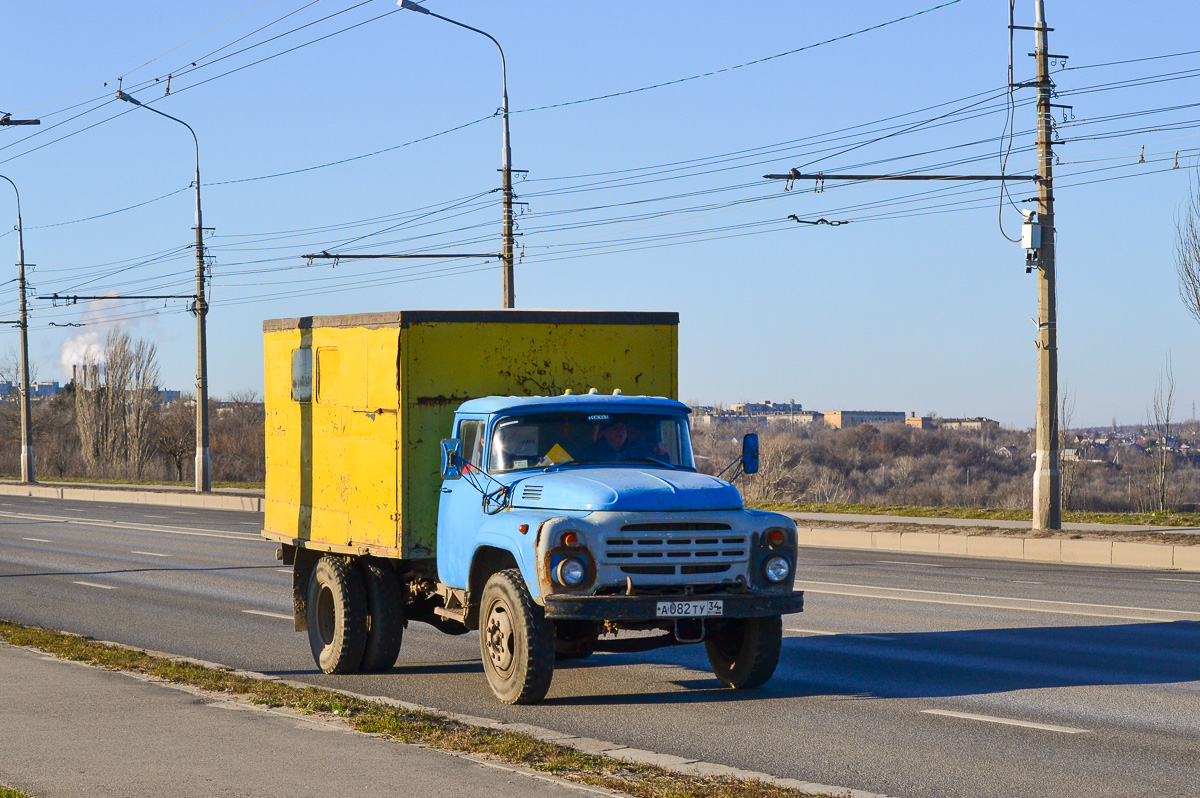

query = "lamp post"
[115, 90, 211, 492]
[0, 174, 35, 483]
[398, 0, 515, 308]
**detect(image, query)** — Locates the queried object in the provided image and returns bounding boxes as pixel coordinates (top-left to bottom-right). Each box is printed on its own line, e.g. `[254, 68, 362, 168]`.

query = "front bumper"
[543, 590, 803, 621]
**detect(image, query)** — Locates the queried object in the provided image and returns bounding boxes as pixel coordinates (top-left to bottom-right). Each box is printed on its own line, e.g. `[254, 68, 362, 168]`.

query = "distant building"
[822, 410, 906, 430]
[905, 412, 936, 430]
[939, 417, 1000, 432]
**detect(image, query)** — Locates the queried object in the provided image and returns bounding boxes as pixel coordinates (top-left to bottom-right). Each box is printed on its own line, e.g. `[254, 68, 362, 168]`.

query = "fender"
[473, 511, 557, 600]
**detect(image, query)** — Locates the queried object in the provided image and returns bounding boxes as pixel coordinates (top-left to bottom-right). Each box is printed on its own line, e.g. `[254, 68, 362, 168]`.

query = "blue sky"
[2, 0, 1199, 428]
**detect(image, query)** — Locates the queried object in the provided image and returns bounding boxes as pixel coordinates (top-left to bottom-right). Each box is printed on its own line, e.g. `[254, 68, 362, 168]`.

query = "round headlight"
[556, 557, 587, 586]
[763, 555, 791, 584]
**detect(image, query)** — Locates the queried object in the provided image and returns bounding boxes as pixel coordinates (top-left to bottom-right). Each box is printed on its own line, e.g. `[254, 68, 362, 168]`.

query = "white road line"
[1008, 580, 1043, 584]
[144, 515, 169, 519]
[243, 610, 292, 620]
[921, 709, 1088, 734]
[73, 581, 116, 590]
[276, 569, 292, 574]
[0, 510, 262, 542]
[787, 628, 898, 641]
[21, 537, 52, 543]
[131, 551, 169, 557]
[877, 560, 945, 567]
[795, 579, 1200, 622]
[1157, 577, 1200, 584]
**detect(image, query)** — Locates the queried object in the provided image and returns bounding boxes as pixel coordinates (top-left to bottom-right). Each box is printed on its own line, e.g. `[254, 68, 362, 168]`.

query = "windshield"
[488, 411, 695, 473]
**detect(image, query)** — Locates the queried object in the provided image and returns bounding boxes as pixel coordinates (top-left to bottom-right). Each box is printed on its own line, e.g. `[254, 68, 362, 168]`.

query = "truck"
[261, 309, 804, 704]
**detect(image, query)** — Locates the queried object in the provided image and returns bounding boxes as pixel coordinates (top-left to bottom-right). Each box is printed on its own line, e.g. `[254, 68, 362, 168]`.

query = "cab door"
[436, 416, 487, 588]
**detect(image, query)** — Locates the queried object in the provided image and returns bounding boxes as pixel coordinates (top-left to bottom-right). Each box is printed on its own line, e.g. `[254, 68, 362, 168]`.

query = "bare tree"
[1148, 354, 1176, 513]
[75, 330, 161, 479]
[156, 395, 194, 481]
[1058, 383, 1077, 511]
[1177, 176, 1200, 325]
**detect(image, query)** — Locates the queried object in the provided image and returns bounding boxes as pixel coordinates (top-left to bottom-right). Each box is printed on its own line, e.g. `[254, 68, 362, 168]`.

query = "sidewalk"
[0, 643, 600, 798]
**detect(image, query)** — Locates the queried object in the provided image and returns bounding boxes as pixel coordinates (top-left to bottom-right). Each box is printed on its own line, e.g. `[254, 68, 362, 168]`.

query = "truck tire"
[306, 556, 368, 674]
[704, 615, 783, 689]
[479, 569, 554, 704]
[359, 560, 404, 673]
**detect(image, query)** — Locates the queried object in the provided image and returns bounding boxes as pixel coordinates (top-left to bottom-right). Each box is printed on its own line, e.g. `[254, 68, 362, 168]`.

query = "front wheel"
[704, 615, 783, 689]
[306, 556, 368, 674]
[479, 569, 555, 704]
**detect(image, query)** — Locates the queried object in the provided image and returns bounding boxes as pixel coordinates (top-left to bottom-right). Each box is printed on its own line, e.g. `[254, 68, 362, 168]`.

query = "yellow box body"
[262, 310, 678, 560]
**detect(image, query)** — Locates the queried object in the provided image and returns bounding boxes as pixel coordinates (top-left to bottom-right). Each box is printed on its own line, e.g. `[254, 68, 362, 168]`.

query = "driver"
[585, 416, 668, 462]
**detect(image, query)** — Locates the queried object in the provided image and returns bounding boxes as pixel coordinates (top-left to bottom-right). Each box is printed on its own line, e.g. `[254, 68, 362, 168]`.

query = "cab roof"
[456, 394, 689, 416]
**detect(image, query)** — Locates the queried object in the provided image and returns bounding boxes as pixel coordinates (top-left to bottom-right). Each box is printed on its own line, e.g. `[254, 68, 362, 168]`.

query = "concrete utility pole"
[0, 174, 35, 483]
[116, 91, 211, 492]
[1030, 0, 1061, 530]
[399, 0, 516, 307]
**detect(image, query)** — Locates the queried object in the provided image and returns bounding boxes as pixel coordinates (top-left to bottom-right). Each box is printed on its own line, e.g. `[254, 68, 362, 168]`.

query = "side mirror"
[741, 433, 759, 475]
[440, 439, 463, 480]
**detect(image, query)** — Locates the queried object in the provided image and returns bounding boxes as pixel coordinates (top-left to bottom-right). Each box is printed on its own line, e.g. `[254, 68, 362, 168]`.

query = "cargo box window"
[291, 349, 313, 402]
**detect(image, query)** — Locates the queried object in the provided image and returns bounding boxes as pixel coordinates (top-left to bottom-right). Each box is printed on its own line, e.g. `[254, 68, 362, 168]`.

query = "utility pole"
[1029, 0, 1061, 530]
[0, 174, 36, 483]
[764, 2, 1065, 531]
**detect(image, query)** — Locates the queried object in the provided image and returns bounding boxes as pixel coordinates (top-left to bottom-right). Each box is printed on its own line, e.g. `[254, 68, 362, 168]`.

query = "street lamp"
[398, 0, 516, 308]
[0, 173, 35, 483]
[115, 90, 211, 493]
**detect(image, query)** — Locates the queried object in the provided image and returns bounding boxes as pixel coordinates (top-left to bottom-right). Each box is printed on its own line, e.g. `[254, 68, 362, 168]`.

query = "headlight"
[763, 554, 791, 584]
[556, 557, 587, 586]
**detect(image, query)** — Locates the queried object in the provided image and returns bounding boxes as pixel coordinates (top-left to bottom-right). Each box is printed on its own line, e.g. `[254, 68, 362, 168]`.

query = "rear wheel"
[479, 569, 554, 704]
[359, 560, 404, 673]
[306, 556, 368, 674]
[704, 615, 783, 689]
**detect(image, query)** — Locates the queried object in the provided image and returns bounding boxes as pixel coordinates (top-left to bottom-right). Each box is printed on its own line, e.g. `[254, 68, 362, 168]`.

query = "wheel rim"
[484, 599, 515, 675]
[316, 584, 336, 646]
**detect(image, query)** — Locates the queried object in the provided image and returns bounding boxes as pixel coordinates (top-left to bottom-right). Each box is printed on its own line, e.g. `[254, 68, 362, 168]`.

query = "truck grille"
[601, 525, 748, 577]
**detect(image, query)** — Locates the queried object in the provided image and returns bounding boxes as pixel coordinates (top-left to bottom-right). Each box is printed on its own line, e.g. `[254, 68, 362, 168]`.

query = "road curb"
[121, 644, 895, 798]
[796, 526, 1199, 572]
[0, 483, 263, 512]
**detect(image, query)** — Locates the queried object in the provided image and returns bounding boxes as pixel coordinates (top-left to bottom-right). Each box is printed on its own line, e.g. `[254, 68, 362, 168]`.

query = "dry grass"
[0, 619, 827, 798]
[754, 500, 1200, 529]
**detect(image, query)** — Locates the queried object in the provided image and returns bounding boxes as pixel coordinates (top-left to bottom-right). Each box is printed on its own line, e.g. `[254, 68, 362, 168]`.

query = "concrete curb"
[118, 645, 895, 798]
[0, 483, 263, 512]
[797, 526, 1199, 572]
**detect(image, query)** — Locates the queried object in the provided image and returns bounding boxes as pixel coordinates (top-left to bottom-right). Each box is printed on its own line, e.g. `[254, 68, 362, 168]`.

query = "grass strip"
[0, 619, 827, 798]
[752, 500, 1200, 529]
[0, 788, 34, 798]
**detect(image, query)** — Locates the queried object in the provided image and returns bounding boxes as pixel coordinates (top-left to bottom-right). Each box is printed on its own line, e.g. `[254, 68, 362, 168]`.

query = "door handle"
[441, 487, 453, 494]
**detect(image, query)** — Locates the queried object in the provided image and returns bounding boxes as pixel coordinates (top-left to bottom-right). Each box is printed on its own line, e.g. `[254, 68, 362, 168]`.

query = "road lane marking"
[131, 551, 169, 557]
[144, 515, 169, 519]
[21, 537, 52, 543]
[0, 510, 262, 542]
[877, 560, 946, 567]
[794, 579, 1200, 622]
[921, 709, 1088, 734]
[276, 569, 292, 574]
[1008, 580, 1043, 584]
[243, 610, 292, 620]
[1157, 577, 1200, 584]
[73, 581, 116, 590]
[787, 627, 897, 641]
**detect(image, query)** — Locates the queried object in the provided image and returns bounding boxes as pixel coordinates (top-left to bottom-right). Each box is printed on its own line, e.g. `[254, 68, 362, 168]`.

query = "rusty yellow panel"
[263, 311, 678, 561]
[263, 318, 401, 554]
[398, 315, 677, 558]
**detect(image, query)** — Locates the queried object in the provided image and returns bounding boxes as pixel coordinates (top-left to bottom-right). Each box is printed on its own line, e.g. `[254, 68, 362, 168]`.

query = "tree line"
[0, 330, 264, 484]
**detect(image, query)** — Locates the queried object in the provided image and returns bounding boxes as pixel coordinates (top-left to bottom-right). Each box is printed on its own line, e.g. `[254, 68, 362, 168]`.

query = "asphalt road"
[1, 495, 1197, 798]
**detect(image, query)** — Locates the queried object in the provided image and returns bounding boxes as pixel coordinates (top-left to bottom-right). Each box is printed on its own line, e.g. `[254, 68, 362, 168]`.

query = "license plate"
[656, 600, 723, 618]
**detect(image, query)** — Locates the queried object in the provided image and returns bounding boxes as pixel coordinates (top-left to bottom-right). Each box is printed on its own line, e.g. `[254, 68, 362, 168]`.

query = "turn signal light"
[765, 528, 787, 547]
[562, 531, 580, 547]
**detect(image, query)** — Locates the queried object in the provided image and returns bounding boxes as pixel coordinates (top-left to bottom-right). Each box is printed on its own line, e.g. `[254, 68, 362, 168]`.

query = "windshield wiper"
[544, 458, 602, 471]
[615, 456, 678, 469]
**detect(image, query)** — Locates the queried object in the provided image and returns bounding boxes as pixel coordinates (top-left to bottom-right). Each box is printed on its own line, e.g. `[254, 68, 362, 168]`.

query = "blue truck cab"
[436, 392, 804, 703]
